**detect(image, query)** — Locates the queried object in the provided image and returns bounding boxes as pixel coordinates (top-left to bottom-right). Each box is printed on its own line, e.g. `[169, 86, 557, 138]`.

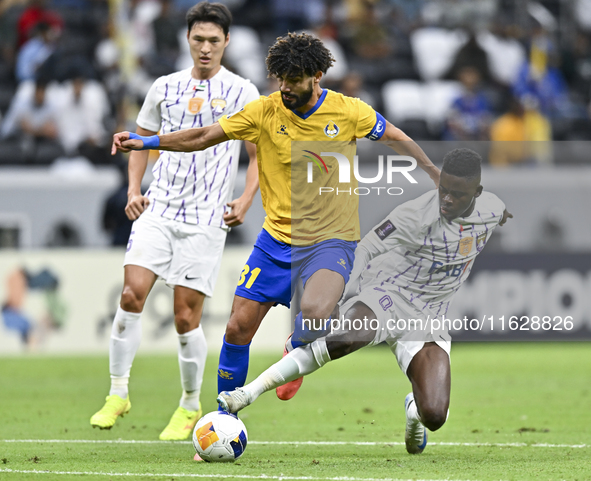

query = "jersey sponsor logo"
[277, 124, 288, 135]
[459, 237, 473, 256]
[211, 98, 227, 113]
[374, 220, 396, 240]
[188, 97, 204, 114]
[428, 261, 468, 277]
[324, 120, 339, 138]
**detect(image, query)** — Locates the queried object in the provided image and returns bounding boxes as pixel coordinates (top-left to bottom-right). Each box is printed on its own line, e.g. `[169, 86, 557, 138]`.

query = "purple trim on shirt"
[204, 161, 220, 202]
[207, 80, 211, 102]
[233, 87, 244, 108]
[162, 200, 170, 216]
[216, 156, 232, 203]
[170, 158, 182, 188]
[180, 154, 195, 196]
[174, 199, 186, 222]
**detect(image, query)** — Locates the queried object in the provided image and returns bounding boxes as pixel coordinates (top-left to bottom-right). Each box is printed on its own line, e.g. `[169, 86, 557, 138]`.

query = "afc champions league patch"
[324, 120, 339, 138]
[374, 219, 396, 240]
[188, 97, 204, 114]
[459, 237, 474, 256]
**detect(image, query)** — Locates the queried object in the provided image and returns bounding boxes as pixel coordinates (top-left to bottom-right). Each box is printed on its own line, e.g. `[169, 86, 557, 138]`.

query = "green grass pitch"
[1, 343, 590, 480]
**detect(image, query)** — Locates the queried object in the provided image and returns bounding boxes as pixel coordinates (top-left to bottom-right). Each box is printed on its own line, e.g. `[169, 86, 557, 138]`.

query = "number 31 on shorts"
[237, 264, 261, 289]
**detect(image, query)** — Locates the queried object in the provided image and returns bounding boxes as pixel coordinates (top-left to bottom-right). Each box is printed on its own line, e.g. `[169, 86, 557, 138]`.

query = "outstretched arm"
[379, 120, 440, 187]
[112, 122, 230, 154]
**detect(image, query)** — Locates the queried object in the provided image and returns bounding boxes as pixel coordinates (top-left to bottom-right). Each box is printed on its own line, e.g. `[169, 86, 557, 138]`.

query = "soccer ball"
[192, 411, 248, 462]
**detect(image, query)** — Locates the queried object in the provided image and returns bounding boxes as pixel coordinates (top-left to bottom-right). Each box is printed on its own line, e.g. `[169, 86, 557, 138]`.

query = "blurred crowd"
[0, 0, 591, 168]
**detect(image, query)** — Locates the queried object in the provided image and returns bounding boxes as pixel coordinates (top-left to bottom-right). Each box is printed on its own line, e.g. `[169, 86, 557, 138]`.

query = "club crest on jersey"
[476, 232, 487, 251]
[188, 97, 204, 114]
[211, 98, 227, 114]
[324, 120, 339, 138]
[277, 124, 288, 135]
[459, 237, 473, 256]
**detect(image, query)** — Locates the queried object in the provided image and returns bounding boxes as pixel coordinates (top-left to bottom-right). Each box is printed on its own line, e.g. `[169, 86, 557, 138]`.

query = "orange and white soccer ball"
[192, 411, 248, 462]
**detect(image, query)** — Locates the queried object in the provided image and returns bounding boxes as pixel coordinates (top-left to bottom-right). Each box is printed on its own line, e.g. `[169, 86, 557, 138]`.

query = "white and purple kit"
[124, 66, 259, 295]
[340, 190, 505, 373]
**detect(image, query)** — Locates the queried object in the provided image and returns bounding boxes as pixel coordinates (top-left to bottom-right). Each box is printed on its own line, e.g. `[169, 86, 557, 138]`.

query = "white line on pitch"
[1, 439, 588, 448]
[0, 468, 478, 481]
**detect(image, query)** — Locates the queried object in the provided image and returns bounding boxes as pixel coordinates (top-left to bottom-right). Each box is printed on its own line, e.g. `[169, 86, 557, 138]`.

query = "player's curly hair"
[266, 32, 335, 79]
[442, 148, 482, 180]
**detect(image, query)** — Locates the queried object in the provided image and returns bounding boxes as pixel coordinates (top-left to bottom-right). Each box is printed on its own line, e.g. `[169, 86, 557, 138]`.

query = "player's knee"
[120, 286, 146, 313]
[225, 316, 255, 345]
[418, 404, 447, 431]
[174, 309, 198, 334]
[300, 300, 333, 328]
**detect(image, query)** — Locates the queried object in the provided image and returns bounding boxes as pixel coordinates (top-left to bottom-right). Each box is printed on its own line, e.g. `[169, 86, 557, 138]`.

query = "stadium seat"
[381, 80, 425, 124]
[423, 80, 462, 127]
[410, 28, 467, 81]
[224, 26, 267, 89]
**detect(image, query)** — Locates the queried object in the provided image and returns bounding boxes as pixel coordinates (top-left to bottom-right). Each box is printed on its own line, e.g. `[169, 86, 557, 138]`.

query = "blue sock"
[217, 336, 250, 396]
[290, 312, 331, 349]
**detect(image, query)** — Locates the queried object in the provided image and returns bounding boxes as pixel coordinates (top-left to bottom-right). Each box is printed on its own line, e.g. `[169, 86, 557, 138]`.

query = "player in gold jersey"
[112, 32, 440, 402]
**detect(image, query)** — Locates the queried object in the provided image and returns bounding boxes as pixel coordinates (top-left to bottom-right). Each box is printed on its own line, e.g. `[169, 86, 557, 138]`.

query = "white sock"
[243, 339, 331, 401]
[177, 326, 207, 412]
[109, 307, 142, 399]
[407, 396, 423, 424]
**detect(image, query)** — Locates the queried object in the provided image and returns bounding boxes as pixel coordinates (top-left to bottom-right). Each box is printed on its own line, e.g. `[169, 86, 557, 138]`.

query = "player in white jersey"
[90, 3, 259, 442]
[217, 148, 513, 455]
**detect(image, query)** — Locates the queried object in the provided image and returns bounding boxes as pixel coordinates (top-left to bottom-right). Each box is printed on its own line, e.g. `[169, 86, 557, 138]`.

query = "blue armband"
[366, 111, 386, 141]
[129, 132, 160, 150]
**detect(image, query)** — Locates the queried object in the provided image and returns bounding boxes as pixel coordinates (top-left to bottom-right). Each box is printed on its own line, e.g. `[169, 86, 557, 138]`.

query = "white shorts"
[339, 287, 451, 375]
[123, 211, 227, 296]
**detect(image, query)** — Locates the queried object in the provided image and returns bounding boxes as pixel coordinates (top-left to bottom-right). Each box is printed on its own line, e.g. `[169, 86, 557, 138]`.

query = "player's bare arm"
[499, 209, 513, 226]
[112, 122, 230, 154]
[223, 141, 259, 228]
[379, 120, 440, 187]
[125, 127, 156, 221]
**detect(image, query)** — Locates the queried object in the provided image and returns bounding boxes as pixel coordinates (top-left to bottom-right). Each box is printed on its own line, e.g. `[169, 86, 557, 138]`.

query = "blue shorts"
[234, 229, 356, 307]
[2, 306, 32, 342]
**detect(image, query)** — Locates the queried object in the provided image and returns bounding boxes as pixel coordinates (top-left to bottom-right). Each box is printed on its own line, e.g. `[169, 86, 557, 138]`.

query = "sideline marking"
[0, 469, 479, 481]
[1, 439, 588, 448]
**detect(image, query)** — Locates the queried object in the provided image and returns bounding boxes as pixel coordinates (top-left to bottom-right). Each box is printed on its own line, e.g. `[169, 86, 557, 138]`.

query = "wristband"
[129, 132, 160, 150]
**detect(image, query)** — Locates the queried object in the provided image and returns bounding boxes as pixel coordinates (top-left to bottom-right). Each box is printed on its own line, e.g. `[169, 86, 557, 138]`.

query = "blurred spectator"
[0, 78, 64, 162]
[344, 2, 392, 60]
[0, 0, 27, 68]
[17, 0, 62, 47]
[445, 66, 491, 140]
[15, 21, 57, 81]
[271, 0, 321, 37]
[145, 0, 182, 77]
[512, 26, 570, 118]
[338, 71, 375, 106]
[102, 162, 135, 247]
[489, 96, 552, 167]
[56, 74, 110, 164]
[445, 32, 491, 83]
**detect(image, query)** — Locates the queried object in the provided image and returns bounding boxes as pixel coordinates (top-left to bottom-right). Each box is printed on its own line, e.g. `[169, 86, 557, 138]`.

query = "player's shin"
[217, 336, 250, 396]
[178, 326, 207, 412]
[109, 307, 142, 399]
[244, 340, 331, 400]
[289, 312, 332, 350]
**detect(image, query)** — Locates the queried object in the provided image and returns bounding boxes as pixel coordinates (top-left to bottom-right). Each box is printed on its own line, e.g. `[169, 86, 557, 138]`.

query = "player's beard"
[281, 82, 314, 110]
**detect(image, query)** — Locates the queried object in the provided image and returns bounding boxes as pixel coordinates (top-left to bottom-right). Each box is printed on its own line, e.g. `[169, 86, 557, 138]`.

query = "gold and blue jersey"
[218, 89, 385, 245]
